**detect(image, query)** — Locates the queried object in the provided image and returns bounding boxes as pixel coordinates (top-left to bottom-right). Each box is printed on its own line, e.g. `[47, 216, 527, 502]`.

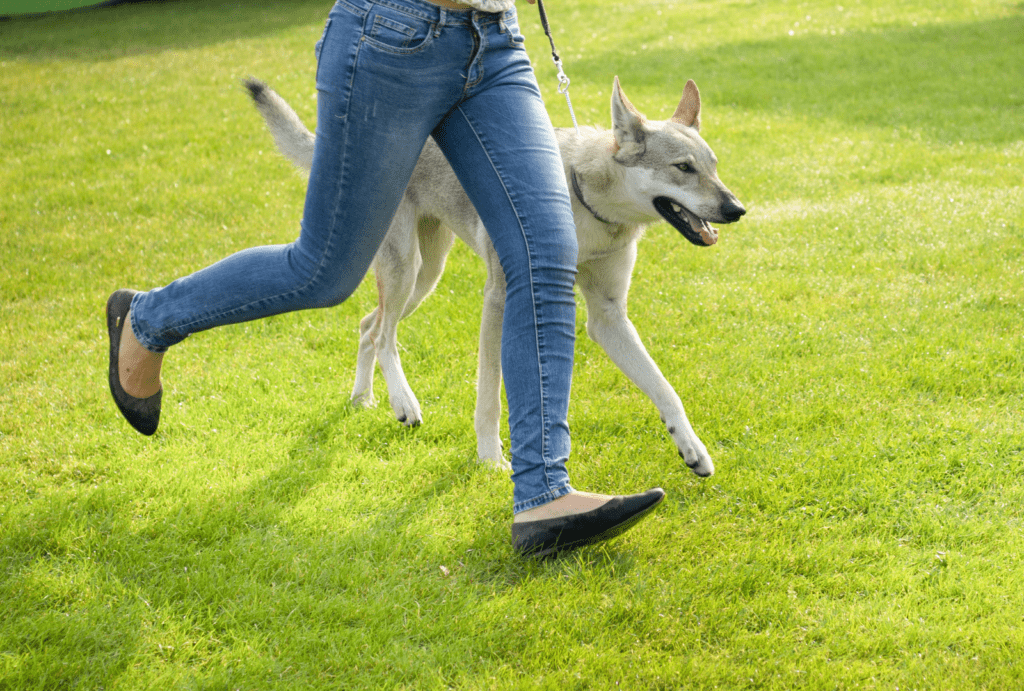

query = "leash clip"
[537, 0, 580, 134]
[554, 60, 570, 94]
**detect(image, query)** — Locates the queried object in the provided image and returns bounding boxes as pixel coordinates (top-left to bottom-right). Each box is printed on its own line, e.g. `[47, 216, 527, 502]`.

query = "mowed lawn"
[1, 0, 1023, 688]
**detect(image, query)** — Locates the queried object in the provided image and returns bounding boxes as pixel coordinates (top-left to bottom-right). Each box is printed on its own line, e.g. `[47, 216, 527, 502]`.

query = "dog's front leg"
[577, 254, 714, 477]
[475, 249, 508, 470]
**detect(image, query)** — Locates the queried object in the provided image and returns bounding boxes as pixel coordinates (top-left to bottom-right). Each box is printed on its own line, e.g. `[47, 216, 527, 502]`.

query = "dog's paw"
[669, 426, 714, 477]
[389, 392, 422, 428]
[679, 446, 714, 477]
[351, 390, 376, 409]
[477, 455, 512, 473]
[477, 437, 507, 471]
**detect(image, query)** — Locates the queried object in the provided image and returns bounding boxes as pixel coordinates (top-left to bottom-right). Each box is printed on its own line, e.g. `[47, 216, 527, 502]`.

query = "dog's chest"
[575, 219, 643, 263]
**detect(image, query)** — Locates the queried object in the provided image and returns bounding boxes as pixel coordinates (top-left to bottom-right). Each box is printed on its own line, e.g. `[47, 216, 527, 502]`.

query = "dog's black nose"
[721, 199, 746, 223]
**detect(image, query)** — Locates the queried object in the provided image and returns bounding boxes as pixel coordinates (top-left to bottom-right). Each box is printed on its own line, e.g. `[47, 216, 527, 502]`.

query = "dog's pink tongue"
[700, 220, 719, 246]
[683, 207, 718, 246]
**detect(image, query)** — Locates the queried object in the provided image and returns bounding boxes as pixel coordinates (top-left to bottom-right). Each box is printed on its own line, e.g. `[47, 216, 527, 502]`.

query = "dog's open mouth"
[652, 197, 718, 247]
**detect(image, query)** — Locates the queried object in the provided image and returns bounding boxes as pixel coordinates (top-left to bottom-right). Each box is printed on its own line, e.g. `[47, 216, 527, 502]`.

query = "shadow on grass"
[581, 15, 1024, 145]
[0, 0, 327, 61]
[0, 370, 670, 688]
[0, 405, 487, 685]
[1, 0, 164, 19]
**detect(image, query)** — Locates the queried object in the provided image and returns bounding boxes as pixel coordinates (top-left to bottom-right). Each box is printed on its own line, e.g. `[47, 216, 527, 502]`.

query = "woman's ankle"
[513, 491, 614, 523]
[118, 312, 163, 398]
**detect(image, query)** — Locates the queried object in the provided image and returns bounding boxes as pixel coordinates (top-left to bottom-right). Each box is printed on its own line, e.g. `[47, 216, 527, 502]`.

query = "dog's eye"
[675, 162, 696, 174]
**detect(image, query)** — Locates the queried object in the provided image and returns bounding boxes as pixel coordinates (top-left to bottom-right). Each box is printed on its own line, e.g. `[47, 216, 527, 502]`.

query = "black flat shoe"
[512, 488, 666, 557]
[107, 289, 161, 436]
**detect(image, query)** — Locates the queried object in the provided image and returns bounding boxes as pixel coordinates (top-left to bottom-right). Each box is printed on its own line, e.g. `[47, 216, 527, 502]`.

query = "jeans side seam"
[452, 104, 554, 494]
[314, 36, 365, 307]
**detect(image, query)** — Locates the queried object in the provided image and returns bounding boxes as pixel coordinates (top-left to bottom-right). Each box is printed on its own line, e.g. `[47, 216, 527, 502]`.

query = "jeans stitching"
[337, 0, 368, 18]
[361, 19, 437, 54]
[464, 16, 486, 90]
[372, 15, 417, 44]
[370, 0, 436, 22]
[454, 104, 561, 502]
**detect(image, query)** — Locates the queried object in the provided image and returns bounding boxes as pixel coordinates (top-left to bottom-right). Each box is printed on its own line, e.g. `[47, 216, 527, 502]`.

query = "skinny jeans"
[129, 0, 578, 513]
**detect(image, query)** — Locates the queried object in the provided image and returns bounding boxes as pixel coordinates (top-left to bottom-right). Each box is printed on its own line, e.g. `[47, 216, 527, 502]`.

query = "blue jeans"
[129, 0, 578, 513]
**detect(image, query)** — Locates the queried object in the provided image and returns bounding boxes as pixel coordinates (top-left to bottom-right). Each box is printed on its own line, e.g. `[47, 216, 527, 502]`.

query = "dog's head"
[611, 77, 745, 246]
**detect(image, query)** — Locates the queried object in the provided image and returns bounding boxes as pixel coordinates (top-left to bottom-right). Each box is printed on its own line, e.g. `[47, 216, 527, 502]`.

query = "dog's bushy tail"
[243, 77, 315, 172]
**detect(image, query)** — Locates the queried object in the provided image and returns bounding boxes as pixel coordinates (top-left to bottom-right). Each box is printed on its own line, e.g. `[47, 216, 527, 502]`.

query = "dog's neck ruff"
[570, 168, 615, 226]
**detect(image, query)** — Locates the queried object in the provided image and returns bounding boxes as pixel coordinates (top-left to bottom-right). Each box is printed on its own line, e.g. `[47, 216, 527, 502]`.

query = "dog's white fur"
[245, 77, 744, 477]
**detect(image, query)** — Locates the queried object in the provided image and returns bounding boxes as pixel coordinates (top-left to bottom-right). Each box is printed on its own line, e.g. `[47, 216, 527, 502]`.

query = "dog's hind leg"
[352, 202, 425, 426]
[475, 246, 509, 470]
[401, 217, 455, 319]
[351, 302, 381, 408]
[372, 217, 454, 426]
[577, 250, 714, 477]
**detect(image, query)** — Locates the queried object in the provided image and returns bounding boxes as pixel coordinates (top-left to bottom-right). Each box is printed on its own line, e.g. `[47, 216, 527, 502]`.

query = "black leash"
[535, 0, 579, 132]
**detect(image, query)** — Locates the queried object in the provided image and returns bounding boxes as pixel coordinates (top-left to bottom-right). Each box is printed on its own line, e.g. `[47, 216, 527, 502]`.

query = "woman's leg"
[128, 2, 447, 355]
[116, 0, 491, 413]
[117, 18, 433, 403]
[112, 0, 478, 426]
[432, 11, 666, 543]
[431, 10, 582, 514]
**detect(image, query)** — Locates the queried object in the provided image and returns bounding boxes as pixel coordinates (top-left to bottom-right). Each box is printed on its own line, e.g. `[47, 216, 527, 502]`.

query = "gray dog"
[246, 76, 744, 477]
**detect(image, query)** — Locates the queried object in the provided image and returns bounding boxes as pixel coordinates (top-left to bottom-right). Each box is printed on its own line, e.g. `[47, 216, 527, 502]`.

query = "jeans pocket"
[314, 17, 333, 85]
[501, 17, 526, 49]
[361, 6, 435, 54]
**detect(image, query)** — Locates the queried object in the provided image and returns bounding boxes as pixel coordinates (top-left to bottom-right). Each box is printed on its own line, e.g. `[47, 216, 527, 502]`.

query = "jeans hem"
[129, 293, 169, 354]
[512, 482, 575, 515]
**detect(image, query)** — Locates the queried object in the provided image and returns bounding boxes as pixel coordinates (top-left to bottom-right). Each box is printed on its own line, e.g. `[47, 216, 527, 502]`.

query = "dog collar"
[570, 168, 615, 225]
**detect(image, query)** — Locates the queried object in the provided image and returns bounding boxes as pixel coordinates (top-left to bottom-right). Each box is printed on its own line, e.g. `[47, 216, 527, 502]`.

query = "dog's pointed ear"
[671, 79, 701, 130]
[611, 76, 646, 164]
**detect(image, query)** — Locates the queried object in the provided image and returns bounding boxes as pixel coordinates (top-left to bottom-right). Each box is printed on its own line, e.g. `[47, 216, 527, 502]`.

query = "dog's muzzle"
[653, 197, 746, 247]
[653, 197, 718, 246]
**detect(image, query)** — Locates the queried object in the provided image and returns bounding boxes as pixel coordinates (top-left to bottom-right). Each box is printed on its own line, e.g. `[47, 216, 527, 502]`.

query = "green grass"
[0, 1, 108, 16]
[2, 0, 1023, 687]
